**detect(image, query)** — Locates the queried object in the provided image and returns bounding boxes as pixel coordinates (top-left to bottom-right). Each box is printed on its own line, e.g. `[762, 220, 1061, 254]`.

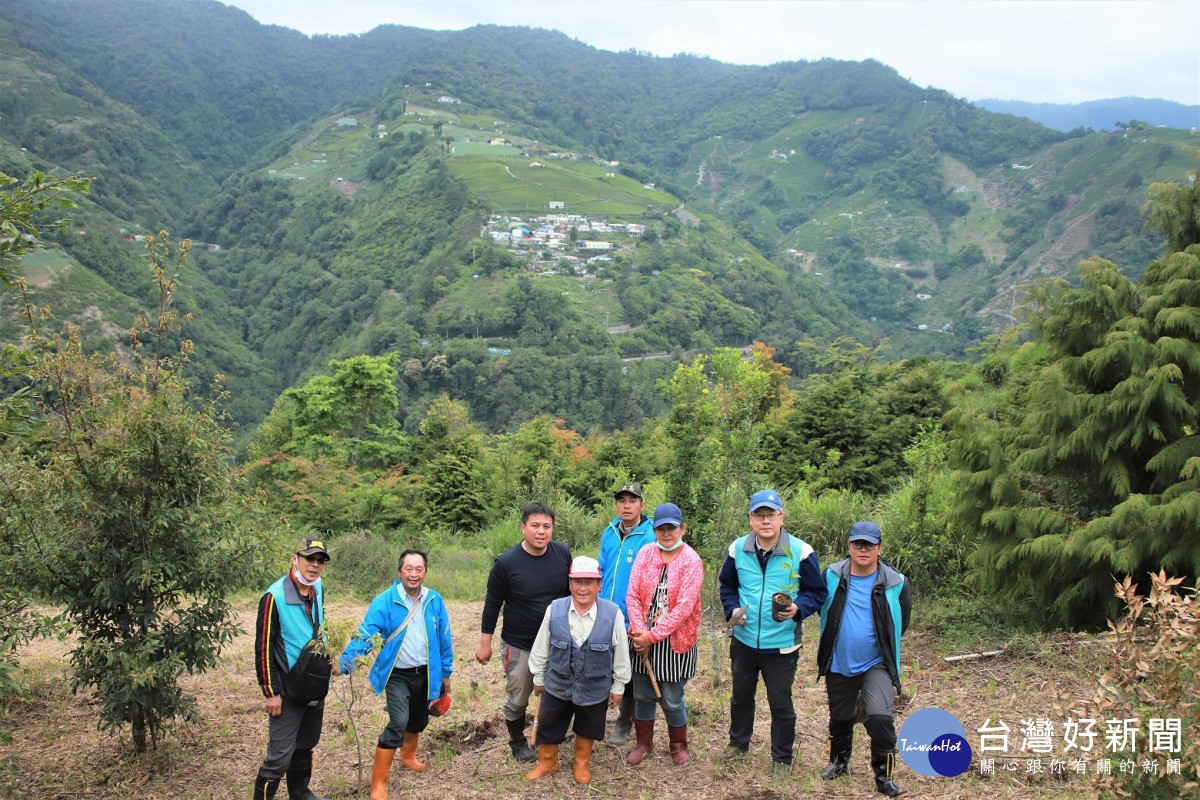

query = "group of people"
[250, 485, 912, 799]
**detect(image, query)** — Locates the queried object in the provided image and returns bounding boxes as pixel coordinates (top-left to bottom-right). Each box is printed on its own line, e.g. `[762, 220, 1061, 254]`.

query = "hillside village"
[483, 212, 646, 273]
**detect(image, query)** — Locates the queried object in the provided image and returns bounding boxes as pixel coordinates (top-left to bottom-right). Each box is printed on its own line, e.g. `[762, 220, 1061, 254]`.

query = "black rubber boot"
[253, 775, 280, 800]
[506, 717, 537, 762]
[819, 734, 853, 780]
[870, 745, 907, 797]
[286, 748, 330, 800]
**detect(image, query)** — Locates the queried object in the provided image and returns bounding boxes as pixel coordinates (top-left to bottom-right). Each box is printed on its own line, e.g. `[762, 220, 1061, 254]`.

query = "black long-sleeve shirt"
[480, 540, 571, 651]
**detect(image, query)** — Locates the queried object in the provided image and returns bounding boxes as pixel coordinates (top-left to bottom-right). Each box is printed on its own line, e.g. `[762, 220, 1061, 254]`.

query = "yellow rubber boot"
[573, 737, 594, 784]
[523, 743, 560, 781]
[400, 731, 426, 771]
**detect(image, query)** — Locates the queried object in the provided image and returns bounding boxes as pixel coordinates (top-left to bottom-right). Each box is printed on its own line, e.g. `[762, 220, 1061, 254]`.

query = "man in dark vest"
[816, 521, 912, 797]
[524, 556, 632, 784]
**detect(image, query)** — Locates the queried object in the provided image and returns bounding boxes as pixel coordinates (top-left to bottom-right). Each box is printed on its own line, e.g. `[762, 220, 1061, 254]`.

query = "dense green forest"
[0, 1, 1196, 606]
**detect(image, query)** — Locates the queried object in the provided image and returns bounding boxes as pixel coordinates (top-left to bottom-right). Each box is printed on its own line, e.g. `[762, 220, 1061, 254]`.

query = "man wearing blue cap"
[719, 489, 827, 776]
[816, 521, 912, 797]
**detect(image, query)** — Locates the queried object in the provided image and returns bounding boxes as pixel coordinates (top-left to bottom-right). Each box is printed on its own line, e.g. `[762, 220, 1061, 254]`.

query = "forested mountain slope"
[0, 0, 1193, 435]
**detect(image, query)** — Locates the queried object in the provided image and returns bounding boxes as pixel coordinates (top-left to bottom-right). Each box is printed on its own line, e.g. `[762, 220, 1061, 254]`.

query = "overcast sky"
[223, 0, 1199, 106]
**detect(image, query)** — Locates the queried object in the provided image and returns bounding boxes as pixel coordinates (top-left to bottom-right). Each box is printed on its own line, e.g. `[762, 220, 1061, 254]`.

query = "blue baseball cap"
[848, 521, 882, 544]
[749, 490, 783, 513]
[653, 503, 683, 528]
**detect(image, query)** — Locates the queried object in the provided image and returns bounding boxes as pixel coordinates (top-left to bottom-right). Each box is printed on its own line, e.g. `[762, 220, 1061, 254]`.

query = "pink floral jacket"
[626, 542, 704, 654]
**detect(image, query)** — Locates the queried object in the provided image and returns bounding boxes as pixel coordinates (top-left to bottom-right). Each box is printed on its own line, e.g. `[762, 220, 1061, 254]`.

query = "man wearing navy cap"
[816, 521, 912, 797]
[719, 490, 827, 776]
[596, 482, 655, 745]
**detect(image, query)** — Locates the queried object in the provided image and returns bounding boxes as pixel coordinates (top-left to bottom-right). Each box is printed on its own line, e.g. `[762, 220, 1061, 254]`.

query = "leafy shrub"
[782, 484, 872, 566]
[325, 531, 402, 601]
[871, 426, 971, 596]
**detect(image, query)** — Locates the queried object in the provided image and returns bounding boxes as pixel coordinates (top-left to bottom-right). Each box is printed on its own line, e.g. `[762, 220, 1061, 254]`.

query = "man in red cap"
[524, 556, 632, 784]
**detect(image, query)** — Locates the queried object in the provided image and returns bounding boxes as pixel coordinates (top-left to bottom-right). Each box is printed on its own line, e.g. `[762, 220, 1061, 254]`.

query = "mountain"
[973, 97, 1200, 133]
[0, 0, 1194, 438]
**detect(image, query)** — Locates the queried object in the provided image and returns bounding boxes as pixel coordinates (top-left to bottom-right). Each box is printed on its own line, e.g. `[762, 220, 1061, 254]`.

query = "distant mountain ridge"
[973, 97, 1200, 133]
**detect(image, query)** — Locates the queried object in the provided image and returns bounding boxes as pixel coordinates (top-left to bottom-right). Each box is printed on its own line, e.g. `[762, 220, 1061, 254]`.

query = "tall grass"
[781, 485, 874, 565]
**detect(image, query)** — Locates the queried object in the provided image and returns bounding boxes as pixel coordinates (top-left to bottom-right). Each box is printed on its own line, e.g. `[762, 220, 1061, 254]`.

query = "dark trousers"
[258, 696, 324, 779]
[379, 666, 429, 749]
[729, 637, 799, 764]
[825, 664, 897, 750]
[534, 690, 607, 744]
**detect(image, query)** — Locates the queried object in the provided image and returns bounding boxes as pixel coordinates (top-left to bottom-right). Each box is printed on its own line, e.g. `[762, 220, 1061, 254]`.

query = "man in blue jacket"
[596, 482, 655, 745]
[340, 549, 453, 800]
[816, 521, 911, 797]
[719, 489, 827, 776]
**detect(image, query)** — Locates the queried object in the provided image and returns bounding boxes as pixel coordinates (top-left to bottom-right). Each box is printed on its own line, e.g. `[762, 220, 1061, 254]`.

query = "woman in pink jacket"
[624, 503, 704, 767]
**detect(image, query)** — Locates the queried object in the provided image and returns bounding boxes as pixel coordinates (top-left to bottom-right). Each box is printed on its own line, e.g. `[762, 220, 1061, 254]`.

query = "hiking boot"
[721, 744, 749, 760]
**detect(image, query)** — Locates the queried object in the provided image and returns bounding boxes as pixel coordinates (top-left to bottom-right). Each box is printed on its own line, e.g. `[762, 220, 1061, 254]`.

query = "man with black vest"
[816, 521, 912, 797]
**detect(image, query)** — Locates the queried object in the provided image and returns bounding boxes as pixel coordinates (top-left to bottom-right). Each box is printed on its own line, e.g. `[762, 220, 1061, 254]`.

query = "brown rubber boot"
[369, 747, 395, 800]
[523, 743, 560, 781]
[626, 718, 654, 766]
[573, 737, 594, 784]
[400, 731, 426, 771]
[667, 724, 689, 765]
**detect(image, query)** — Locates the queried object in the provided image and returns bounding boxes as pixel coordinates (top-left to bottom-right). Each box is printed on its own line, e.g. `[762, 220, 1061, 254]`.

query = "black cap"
[295, 536, 331, 560]
[614, 483, 644, 499]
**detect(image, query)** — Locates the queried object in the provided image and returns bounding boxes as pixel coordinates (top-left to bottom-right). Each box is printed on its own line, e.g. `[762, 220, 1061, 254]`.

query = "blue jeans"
[631, 672, 689, 727]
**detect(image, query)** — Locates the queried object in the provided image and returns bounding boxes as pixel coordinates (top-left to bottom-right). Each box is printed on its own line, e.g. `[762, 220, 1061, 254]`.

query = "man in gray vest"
[525, 556, 632, 784]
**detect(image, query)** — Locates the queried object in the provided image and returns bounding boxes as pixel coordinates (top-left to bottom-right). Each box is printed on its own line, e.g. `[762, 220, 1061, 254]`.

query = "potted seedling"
[772, 544, 801, 621]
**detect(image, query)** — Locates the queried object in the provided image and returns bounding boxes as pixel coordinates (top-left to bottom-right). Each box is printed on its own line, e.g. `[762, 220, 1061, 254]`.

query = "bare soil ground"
[0, 598, 1101, 799]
